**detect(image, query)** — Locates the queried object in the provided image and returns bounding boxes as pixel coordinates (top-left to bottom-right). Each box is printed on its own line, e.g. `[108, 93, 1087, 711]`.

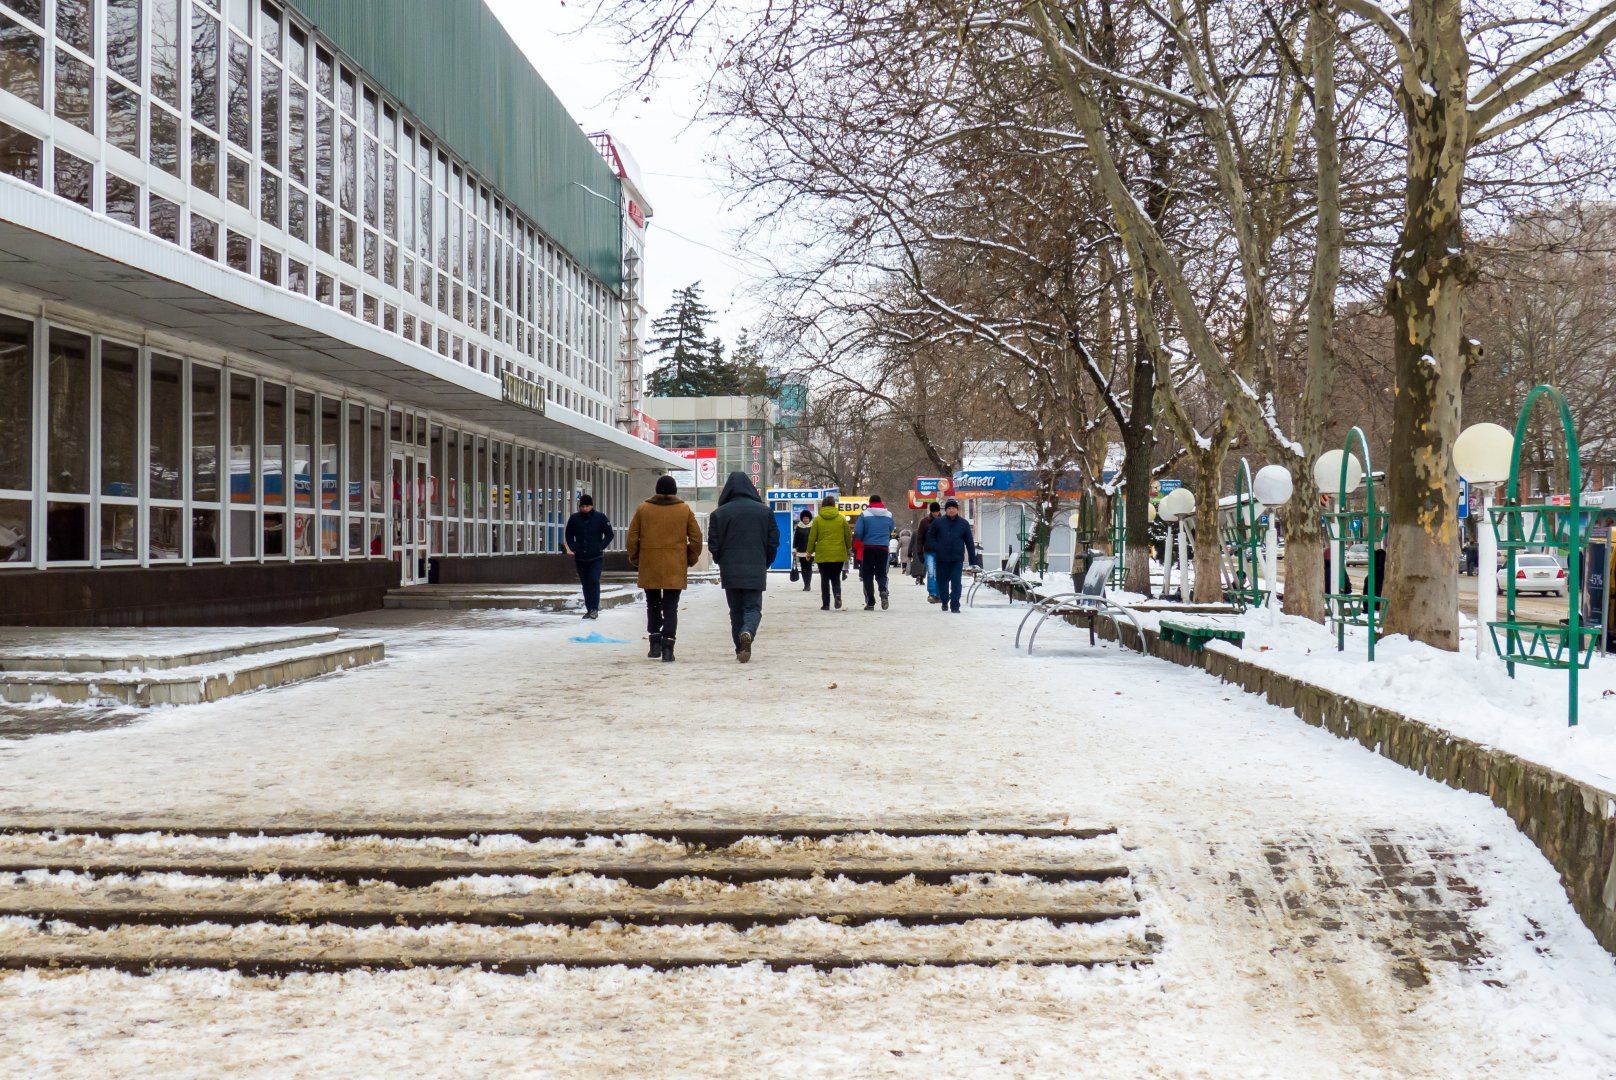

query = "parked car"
[1344, 543, 1369, 566]
[1498, 553, 1568, 597]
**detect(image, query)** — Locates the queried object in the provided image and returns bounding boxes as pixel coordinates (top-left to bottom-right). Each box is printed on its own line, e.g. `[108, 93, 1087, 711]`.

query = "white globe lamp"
[1252, 465, 1294, 508]
[1313, 449, 1363, 497]
[1454, 423, 1515, 485]
[1158, 486, 1195, 521]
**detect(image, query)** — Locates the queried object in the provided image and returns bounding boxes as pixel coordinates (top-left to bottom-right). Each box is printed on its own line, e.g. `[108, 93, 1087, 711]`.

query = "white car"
[1499, 554, 1568, 597]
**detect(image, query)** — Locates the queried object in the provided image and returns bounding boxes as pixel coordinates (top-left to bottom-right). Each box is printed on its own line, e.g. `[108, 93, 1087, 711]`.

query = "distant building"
[644, 396, 780, 512]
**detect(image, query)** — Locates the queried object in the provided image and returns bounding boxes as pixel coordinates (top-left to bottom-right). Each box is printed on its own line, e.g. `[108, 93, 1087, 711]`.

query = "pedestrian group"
[564, 472, 979, 663]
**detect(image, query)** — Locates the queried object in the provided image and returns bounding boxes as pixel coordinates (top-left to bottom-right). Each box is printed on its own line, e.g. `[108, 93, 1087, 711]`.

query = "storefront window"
[346, 402, 363, 513]
[262, 382, 285, 507]
[368, 408, 383, 514]
[192, 365, 221, 503]
[320, 396, 340, 511]
[293, 390, 313, 508]
[149, 353, 183, 500]
[98, 342, 138, 500]
[0, 315, 32, 494]
[48, 329, 92, 496]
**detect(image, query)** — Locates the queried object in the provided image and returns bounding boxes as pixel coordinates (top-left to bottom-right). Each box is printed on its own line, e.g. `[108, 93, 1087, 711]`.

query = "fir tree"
[647, 283, 719, 397]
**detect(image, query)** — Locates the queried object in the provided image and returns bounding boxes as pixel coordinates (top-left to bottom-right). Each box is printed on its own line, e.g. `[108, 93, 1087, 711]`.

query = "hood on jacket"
[817, 504, 843, 521]
[717, 472, 763, 506]
[861, 506, 892, 521]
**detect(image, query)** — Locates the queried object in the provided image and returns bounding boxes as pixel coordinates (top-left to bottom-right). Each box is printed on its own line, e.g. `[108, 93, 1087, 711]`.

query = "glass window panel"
[362, 87, 376, 133]
[260, 64, 280, 166]
[190, 8, 219, 129]
[226, 35, 250, 148]
[151, 0, 180, 108]
[287, 24, 306, 78]
[56, 0, 92, 53]
[363, 137, 376, 226]
[259, 168, 279, 226]
[227, 152, 248, 206]
[188, 213, 216, 258]
[314, 201, 332, 253]
[148, 193, 179, 243]
[368, 409, 383, 513]
[287, 83, 306, 184]
[345, 402, 363, 513]
[0, 316, 31, 492]
[226, 229, 250, 271]
[0, 121, 40, 186]
[148, 106, 179, 176]
[191, 363, 221, 502]
[105, 173, 138, 224]
[0, 498, 30, 561]
[292, 389, 312, 507]
[53, 48, 92, 131]
[338, 66, 353, 116]
[107, 0, 139, 83]
[258, 0, 279, 57]
[262, 382, 284, 506]
[263, 510, 284, 556]
[227, 0, 250, 34]
[0, 15, 43, 108]
[149, 353, 182, 500]
[47, 329, 91, 495]
[340, 214, 355, 265]
[258, 244, 279, 284]
[315, 100, 332, 199]
[106, 80, 139, 154]
[150, 505, 183, 559]
[227, 372, 255, 507]
[191, 129, 218, 194]
[315, 46, 331, 98]
[230, 507, 254, 557]
[97, 342, 137, 497]
[287, 186, 306, 241]
[339, 118, 355, 212]
[286, 257, 307, 293]
[320, 396, 339, 510]
[52, 149, 91, 208]
[191, 507, 219, 557]
[98, 502, 135, 561]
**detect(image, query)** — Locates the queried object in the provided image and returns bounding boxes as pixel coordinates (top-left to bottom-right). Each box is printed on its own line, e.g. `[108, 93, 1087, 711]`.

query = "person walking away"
[627, 475, 703, 662]
[707, 472, 781, 663]
[854, 495, 896, 610]
[806, 495, 853, 610]
[926, 498, 980, 613]
[897, 527, 912, 574]
[911, 502, 942, 601]
[792, 509, 815, 591]
[563, 493, 614, 619]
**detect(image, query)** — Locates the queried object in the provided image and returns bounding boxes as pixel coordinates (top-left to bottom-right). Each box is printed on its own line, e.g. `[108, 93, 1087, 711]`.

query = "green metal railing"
[1220, 459, 1267, 609]
[1324, 427, 1385, 660]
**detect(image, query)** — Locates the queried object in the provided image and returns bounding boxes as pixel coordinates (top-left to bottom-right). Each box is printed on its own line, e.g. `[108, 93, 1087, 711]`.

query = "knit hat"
[944, 498, 959, 509]
[656, 475, 678, 496]
[578, 493, 593, 506]
[927, 501, 940, 513]
[869, 496, 884, 506]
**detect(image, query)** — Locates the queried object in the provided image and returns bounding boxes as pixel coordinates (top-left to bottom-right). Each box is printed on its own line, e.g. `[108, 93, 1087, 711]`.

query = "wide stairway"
[0, 825, 1152, 972]
[0, 628, 384, 707]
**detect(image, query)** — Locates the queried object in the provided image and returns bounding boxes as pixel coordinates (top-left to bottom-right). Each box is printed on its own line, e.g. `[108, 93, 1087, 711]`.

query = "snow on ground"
[0, 578, 1614, 1075]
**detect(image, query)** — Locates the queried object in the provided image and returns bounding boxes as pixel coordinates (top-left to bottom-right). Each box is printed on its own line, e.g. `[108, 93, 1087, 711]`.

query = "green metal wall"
[286, 0, 623, 291]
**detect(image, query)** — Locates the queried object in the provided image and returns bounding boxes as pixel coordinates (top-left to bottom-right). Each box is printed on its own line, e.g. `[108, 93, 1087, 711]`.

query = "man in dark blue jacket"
[924, 498, 980, 613]
[707, 472, 781, 663]
[564, 494, 614, 619]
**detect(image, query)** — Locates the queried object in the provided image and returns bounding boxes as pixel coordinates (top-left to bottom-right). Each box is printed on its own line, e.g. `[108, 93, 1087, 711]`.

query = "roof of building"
[286, 0, 622, 290]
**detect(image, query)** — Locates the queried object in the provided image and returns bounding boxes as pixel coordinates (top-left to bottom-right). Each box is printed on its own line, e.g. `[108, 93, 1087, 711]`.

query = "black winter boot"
[648, 634, 663, 659]
[661, 638, 675, 662]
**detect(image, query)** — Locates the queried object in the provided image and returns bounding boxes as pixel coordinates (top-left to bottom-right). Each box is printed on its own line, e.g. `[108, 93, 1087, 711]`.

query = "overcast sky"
[485, 0, 766, 346]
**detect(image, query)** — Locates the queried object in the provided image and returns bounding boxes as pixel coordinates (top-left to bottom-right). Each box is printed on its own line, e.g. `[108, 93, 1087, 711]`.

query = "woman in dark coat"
[626, 475, 703, 662]
[792, 509, 815, 591]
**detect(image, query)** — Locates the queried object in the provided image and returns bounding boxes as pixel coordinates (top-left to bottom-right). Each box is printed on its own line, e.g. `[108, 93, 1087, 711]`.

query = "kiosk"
[765, 487, 839, 571]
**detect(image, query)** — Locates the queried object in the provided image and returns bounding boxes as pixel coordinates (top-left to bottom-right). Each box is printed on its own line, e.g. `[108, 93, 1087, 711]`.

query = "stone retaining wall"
[994, 582, 1616, 957]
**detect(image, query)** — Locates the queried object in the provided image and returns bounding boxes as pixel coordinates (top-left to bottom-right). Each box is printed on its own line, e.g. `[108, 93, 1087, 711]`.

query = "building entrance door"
[391, 452, 425, 586]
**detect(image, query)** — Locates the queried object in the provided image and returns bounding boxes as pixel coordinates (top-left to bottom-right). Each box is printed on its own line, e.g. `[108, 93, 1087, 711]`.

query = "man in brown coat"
[626, 474, 704, 662]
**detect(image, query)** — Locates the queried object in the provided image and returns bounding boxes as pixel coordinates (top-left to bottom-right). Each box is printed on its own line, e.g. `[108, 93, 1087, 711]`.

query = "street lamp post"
[1159, 487, 1196, 601]
[1454, 422, 1515, 659]
[1253, 464, 1294, 618]
[1313, 445, 1365, 650]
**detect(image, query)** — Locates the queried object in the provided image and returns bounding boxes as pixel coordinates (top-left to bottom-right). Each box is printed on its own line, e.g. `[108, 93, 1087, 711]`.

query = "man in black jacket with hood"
[707, 472, 781, 663]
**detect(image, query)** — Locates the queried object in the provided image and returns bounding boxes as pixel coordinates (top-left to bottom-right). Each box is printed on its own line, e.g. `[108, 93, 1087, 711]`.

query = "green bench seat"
[1159, 620, 1245, 652]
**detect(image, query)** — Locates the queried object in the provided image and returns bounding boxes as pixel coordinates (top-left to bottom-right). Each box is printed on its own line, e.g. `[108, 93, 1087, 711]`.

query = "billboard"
[669, 447, 718, 488]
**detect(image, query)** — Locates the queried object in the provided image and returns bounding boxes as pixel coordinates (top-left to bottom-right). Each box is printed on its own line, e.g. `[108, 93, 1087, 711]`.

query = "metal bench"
[1159, 620, 1245, 652]
[966, 553, 1041, 607]
[1014, 557, 1145, 654]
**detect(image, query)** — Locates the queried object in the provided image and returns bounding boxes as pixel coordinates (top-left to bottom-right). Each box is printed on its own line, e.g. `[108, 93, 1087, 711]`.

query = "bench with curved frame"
[966, 567, 1041, 607]
[1014, 591, 1146, 654]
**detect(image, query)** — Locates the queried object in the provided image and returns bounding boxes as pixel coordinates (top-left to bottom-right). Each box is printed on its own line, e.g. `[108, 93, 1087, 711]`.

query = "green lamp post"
[1487, 384, 1595, 726]
[1220, 459, 1266, 609]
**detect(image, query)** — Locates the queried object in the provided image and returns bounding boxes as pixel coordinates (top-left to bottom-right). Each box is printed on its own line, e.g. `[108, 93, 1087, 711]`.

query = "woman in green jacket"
[805, 496, 854, 610]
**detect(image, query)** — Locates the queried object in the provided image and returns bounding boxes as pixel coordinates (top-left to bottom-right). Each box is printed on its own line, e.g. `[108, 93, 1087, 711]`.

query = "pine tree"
[728, 329, 779, 396]
[647, 283, 718, 397]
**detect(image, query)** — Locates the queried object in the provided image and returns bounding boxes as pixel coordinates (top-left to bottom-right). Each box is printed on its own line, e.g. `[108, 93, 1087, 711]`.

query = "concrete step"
[0, 638, 385, 706]
[0, 826, 1151, 971]
[383, 585, 640, 611]
[0, 627, 342, 673]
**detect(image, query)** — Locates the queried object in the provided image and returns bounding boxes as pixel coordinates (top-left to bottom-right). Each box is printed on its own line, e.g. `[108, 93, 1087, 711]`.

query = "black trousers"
[725, 588, 764, 647]
[797, 554, 814, 590]
[860, 555, 890, 605]
[575, 556, 603, 612]
[818, 562, 844, 606]
[645, 588, 681, 640]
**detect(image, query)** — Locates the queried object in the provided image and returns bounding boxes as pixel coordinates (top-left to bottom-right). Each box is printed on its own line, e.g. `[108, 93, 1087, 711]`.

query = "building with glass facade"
[0, 0, 680, 624]
[646, 395, 780, 514]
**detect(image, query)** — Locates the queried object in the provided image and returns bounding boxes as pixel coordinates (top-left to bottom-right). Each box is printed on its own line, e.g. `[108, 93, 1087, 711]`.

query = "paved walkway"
[1, 575, 1615, 1075]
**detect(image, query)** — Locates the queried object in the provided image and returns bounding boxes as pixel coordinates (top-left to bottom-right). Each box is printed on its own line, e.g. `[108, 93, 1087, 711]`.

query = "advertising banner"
[670, 448, 719, 487]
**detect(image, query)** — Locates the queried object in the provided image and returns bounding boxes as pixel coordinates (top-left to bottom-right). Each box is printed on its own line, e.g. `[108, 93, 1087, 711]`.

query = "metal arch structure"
[1219, 458, 1266, 610]
[1488, 384, 1595, 726]
[1324, 426, 1386, 660]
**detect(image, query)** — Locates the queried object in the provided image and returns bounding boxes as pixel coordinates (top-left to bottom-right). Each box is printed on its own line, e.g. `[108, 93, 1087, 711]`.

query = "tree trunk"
[1122, 337, 1157, 596]
[1191, 437, 1231, 605]
[1383, 0, 1469, 651]
[1283, 468, 1326, 620]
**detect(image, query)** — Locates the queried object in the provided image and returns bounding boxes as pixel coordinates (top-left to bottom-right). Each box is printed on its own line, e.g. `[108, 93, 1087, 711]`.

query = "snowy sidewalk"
[1, 579, 1615, 1075]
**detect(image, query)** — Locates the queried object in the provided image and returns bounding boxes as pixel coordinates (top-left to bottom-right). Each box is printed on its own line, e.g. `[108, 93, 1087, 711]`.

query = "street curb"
[988, 579, 1616, 959]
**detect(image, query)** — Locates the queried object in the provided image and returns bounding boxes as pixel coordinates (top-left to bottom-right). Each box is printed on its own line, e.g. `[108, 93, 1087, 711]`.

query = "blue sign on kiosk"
[765, 487, 839, 570]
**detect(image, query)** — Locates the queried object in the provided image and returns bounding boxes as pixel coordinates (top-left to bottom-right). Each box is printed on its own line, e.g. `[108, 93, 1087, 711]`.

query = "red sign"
[627, 198, 646, 229]
[633, 410, 659, 443]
